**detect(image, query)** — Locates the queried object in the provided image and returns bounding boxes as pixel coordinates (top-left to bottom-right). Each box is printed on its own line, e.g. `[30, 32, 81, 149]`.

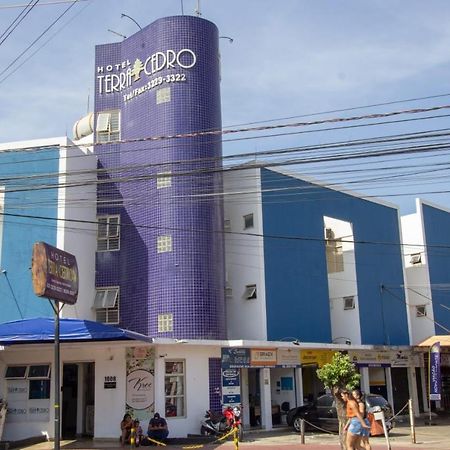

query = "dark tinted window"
[5, 366, 27, 378]
[317, 395, 333, 407]
[29, 380, 50, 399]
[28, 365, 50, 378]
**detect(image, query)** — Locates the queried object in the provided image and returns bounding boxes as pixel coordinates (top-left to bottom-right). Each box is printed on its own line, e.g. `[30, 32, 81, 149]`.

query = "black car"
[286, 393, 394, 435]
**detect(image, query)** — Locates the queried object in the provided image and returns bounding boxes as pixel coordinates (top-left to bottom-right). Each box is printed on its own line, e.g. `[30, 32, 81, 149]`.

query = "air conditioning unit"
[325, 228, 335, 240]
[410, 253, 422, 265]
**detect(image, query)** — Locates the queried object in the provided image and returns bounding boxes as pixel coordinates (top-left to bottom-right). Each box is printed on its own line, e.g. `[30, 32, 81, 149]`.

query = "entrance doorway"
[248, 368, 261, 427]
[391, 368, 409, 413]
[62, 362, 95, 438]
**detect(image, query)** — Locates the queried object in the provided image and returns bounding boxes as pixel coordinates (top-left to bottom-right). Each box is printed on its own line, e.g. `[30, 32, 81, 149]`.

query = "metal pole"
[380, 412, 391, 450]
[300, 418, 305, 444]
[54, 300, 60, 450]
[408, 399, 416, 444]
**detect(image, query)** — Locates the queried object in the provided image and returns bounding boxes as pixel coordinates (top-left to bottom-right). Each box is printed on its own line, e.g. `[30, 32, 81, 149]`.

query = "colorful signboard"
[250, 349, 277, 366]
[126, 347, 155, 421]
[222, 348, 251, 368]
[31, 242, 79, 304]
[300, 350, 334, 367]
[277, 348, 301, 367]
[349, 350, 391, 367]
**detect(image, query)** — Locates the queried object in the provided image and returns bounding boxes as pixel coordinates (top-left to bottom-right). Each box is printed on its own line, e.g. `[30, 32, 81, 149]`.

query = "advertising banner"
[430, 342, 441, 401]
[126, 347, 155, 421]
[250, 349, 277, 366]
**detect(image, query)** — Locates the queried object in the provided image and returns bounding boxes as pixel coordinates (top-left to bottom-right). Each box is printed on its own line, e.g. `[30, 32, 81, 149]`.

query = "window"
[326, 238, 344, 273]
[343, 296, 355, 310]
[5, 366, 27, 379]
[243, 284, 257, 300]
[243, 213, 254, 229]
[165, 361, 185, 417]
[410, 253, 422, 265]
[96, 110, 120, 142]
[28, 365, 50, 379]
[156, 87, 171, 104]
[224, 219, 231, 231]
[97, 215, 120, 251]
[157, 235, 172, 253]
[5, 364, 51, 400]
[95, 287, 119, 324]
[416, 305, 427, 317]
[225, 284, 233, 298]
[157, 172, 172, 189]
[158, 313, 174, 332]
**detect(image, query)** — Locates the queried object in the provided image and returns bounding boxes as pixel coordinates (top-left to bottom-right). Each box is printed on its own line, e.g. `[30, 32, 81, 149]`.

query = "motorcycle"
[200, 405, 243, 442]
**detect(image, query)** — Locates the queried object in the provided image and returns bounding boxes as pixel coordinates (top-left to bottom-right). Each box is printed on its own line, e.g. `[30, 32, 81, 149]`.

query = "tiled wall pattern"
[94, 16, 226, 339]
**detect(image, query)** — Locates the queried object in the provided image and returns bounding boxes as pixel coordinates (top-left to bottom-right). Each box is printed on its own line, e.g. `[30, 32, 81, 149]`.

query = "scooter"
[200, 406, 243, 442]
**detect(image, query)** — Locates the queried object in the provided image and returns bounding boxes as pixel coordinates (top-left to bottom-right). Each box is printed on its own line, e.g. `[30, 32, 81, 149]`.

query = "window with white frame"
[96, 110, 120, 142]
[157, 172, 172, 189]
[158, 313, 174, 332]
[243, 213, 254, 229]
[94, 287, 119, 324]
[243, 284, 257, 300]
[156, 87, 171, 104]
[157, 235, 172, 253]
[326, 238, 344, 273]
[224, 219, 231, 231]
[416, 305, 427, 317]
[343, 296, 355, 310]
[5, 364, 51, 399]
[165, 361, 185, 417]
[97, 215, 120, 251]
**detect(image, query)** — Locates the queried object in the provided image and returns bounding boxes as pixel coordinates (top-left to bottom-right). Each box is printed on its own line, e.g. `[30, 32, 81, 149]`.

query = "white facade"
[223, 168, 267, 340]
[401, 199, 435, 345]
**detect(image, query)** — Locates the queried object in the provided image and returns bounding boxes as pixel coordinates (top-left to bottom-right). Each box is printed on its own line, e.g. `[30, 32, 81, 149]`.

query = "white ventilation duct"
[73, 112, 94, 140]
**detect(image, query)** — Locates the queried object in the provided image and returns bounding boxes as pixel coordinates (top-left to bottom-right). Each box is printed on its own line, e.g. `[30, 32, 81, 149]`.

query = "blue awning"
[0, 317, 153, 345]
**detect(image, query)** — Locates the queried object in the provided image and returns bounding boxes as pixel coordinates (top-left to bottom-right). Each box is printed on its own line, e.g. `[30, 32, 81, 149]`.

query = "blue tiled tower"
[94, 16, 226, 339]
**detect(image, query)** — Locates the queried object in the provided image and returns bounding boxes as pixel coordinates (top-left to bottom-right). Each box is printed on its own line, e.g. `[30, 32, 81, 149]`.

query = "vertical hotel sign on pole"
[126, 347, 155, 421]
[429, 342, 441, 401]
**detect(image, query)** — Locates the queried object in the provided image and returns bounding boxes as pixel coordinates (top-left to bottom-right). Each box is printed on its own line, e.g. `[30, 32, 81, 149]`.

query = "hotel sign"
[31, 242, 78, 305]
[97, 48, 197, 102]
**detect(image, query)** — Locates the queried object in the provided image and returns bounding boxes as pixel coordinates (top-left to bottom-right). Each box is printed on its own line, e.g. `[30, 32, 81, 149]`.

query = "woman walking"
[341, 390, 370, 450]
[352, 389, 371, 450]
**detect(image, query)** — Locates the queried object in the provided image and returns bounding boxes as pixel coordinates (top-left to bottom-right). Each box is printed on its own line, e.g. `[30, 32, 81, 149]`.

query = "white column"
[420, 367, 429, 412]
[407, 366, 420, 417]
[259, 368, 272, 430]
[295, 367, 304, 406]
[154, 352, 166, 416]
[385, 367, 394, 412]
[240, 369, 250, 426]
[360, 367, 370, 394]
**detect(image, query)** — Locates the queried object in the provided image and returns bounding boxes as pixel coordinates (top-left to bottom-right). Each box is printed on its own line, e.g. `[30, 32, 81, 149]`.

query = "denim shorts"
[348, 417, 369, 436]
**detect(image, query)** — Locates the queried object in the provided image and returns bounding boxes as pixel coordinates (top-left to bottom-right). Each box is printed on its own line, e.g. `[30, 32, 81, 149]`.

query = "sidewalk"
[11, 416, 450, 450]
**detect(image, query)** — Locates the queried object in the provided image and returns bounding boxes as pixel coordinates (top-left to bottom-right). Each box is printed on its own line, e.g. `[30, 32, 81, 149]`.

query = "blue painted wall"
[0, 146, 59, 322]
[261, 169, 409, 345]
[422, 204, 450, 333]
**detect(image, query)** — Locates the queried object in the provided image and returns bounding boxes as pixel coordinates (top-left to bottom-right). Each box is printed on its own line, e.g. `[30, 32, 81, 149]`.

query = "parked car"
[286, 393, 394, 435]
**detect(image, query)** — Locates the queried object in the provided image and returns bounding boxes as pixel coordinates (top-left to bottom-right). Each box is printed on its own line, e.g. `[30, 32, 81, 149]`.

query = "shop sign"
[300, 350, 334, 367]
[126, 369, 154, 410]
[251, 349, 277, 367]
[349, 350, 391, 367]
[222, 369, 240, 406]
[31, 242, 78, 304]
[222, 348, 251, 368]
[277, 348, 301, 367]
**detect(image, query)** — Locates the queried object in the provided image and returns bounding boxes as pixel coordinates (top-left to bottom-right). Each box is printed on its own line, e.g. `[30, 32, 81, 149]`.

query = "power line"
[0, 0, 40, 48]
[0, 0, 87, 8]
[0, 0, 80, 79]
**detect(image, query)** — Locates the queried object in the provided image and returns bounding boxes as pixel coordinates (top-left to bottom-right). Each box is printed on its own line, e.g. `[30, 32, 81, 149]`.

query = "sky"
[1, 0, 450, 213]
